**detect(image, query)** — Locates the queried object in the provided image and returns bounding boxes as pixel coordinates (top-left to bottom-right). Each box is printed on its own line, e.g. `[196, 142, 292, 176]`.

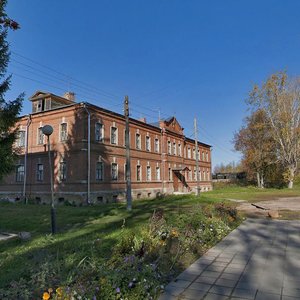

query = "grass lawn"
[205, 183, 300, 202]
[0, 185, 299, 299]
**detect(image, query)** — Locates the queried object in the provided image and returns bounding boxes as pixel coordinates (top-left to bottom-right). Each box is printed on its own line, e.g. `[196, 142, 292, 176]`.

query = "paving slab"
[159, 218, 300, 300]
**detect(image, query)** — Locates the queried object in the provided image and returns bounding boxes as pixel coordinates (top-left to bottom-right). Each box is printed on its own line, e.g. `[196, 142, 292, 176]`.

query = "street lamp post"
[42, 125, 56, 234]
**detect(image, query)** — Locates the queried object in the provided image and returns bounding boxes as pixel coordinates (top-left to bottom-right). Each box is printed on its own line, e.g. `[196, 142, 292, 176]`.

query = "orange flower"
[43, 292, 50, 300]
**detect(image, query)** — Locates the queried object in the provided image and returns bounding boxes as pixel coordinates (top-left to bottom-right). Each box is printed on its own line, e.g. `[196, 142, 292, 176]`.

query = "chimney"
[63, 92, 75, 101]
[139, 117, 147, 123]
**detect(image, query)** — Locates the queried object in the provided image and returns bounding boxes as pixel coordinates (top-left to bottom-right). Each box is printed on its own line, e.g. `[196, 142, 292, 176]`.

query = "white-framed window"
[36, 163, 44, 181]
[189, 169, 192, 181]
[168, 141, 171, 155]
[60, 123, 68, 142]
[136, 133, 141, 150]
[146, 166, 151, 181]
[173, 142, 176, 155]
[207, 168, 210, 180]
[59, 159, 67, 181]
[202, 151, 205, 161]
[154, 138, 159, 152]
[37, 127, 44, 145]
[136, 165, 141, 181]
[146, 136, 151, 151]
[16, 130, 26, 147]
[187, 147, 191, 159]
[111, 163, 118, 180]
[95, 122, 103, 142]
[110, 126, 118, 145]
[203, 170, 206, 181]
[193, 149, 196, 159]
[16, 164, 24, 182]
[178, 143, 182, 156]
[199, 169, 202, 181]
[206, 151, 209, 161]
[96, 161, 104, 181]
[194, 168, 197, 181]
[156, 166, 160, 180]
[197, 149, 200, 160]
[124, 129, 130, 146]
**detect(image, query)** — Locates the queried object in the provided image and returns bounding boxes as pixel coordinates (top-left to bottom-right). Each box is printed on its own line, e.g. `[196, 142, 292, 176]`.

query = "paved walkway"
[159, 218, 300, 300]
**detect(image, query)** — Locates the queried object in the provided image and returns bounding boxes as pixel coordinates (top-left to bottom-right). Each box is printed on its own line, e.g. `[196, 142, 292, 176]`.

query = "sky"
[5, 0, 300, 170]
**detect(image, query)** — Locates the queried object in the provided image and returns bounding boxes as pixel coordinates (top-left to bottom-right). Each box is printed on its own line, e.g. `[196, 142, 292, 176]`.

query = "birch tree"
[248, 72, 300, 188]
[234, 109, 276, 188]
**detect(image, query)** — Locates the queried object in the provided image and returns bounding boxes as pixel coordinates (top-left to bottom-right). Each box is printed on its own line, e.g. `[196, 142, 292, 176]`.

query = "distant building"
[212, 172, 246, 182]
[0, 91, 212, 204]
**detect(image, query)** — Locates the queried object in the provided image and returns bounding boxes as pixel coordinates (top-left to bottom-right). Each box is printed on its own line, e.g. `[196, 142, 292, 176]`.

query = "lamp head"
[42, 125, 53, 136]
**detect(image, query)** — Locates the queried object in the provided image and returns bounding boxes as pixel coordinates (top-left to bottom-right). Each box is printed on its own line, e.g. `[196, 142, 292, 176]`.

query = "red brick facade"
[0, 91, 212, 204]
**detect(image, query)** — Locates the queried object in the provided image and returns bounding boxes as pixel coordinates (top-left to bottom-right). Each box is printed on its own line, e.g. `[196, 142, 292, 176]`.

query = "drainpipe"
[83, 103, 91, 204]
[23, 114, 31, 203]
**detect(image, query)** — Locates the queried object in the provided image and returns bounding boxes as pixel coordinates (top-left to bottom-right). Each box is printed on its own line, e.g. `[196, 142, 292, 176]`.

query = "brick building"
[0, 91, 212, 204]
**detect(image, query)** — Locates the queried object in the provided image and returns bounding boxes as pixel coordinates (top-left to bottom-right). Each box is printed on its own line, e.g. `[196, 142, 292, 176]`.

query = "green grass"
[0, 184, 299, 297]
[206, 183, 300, 202]
[0, 195, 223, 290]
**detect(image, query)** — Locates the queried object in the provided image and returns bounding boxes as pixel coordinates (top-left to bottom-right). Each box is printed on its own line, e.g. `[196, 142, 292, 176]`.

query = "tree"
[248, 72, 300, 188]
[0, 0, 23, 181]
[234, 109, 277, 188]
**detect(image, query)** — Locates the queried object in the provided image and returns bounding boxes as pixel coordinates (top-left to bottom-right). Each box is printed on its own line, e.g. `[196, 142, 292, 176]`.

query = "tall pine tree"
[0, 0, 23, 180]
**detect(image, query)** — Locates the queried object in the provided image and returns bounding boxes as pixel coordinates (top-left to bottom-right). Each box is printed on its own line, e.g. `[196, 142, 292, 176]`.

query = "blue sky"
[6, 0, 300, 170]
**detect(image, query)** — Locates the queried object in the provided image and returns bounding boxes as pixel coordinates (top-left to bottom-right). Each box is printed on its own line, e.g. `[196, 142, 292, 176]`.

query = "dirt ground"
[235, 197, 300, 219]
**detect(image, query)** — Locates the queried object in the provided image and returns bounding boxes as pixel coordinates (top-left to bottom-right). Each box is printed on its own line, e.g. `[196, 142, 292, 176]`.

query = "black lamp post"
[42, 125, 56, 234]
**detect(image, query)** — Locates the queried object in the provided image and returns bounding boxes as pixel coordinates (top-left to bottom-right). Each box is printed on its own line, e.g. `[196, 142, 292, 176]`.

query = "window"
[206, 152, 209, 161]
[203, 170, 206, 181]
[168, 141, 171, 154]
[178, 143, 182, 156]
[36, 164, 44, 181]
[111, 127, 117, 145]
[156, 167, 160, 180]
[199, 169, 202, 181]
[202, 151, 205, 161]
[207, 168, 210, 180]
[189, 169, 192, 181]
[111, 163, 118, 180]
[124, 130, 130, 146]
[16, 165, 24, 182]
[154, 138, 159, 152]
[96, 162, 104, 181]
[168, 167, 172, 181]
[59, 160, 67, 181]
[60, 123, 68, 141]
[37, 127, 44, 145]
[193, 149, 196, 159]
[136, 133, 141, 150]
[136, 165, 141, 181]
[187, 147, 191, 159]
[17, 130, 25, 147]
[95, 123, 103, 142]
[146, 166, 151, 181]
[194, 168, 197, 181]
[173, 143, 176, 155]
[146, 136, 151, 151]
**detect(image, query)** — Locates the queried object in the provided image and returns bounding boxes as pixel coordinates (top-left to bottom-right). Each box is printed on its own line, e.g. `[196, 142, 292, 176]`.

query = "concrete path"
[159, 218, 300, 300]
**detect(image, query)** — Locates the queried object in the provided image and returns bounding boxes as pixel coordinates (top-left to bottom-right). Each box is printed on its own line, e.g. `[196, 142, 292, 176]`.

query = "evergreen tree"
[0, 0, 23, 181]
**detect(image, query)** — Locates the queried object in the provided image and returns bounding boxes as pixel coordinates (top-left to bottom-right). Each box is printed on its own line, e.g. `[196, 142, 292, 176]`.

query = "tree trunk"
[256, 172, 261, 188]
[287, 166, 295, 189]
[260, 175, 265, 189]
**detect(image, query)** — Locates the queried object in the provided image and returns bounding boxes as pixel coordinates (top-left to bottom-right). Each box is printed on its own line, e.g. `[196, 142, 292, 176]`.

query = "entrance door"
[173, 172, 179, 192]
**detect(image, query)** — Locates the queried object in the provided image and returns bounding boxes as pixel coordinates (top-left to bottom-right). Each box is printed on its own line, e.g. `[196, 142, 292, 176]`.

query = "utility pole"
[194, 118, 200, 196]
[124, 96, 132, 211]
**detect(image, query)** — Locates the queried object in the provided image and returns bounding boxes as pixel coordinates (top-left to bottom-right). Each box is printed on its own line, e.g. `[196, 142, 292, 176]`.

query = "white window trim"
[95, 122, 104, 142]
[37, 127, 45, 145]
[60, 122, 68, 142]
[146, 136, 151, 152]
[110, 126, 118, 145]
[136, 164, 142, 181]
[96, 161, 104, 181]
[146, 165, 151, 181]
[154, 138, 160, 153]
[111, 162, 118, 181]
[136, 133, 141, 150]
